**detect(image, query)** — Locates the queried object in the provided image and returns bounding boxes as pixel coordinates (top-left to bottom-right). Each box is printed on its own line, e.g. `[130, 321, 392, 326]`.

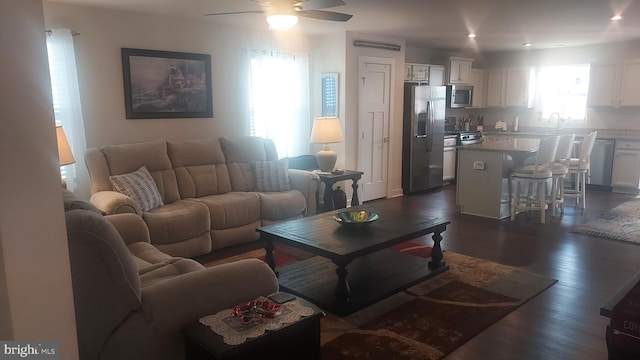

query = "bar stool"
[549, 133, 576, 216]
[510, 136, 560, 224]
[564, 131, 597, 210]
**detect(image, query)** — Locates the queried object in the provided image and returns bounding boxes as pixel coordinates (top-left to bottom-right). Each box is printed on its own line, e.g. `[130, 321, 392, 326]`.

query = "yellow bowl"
[333, 211, 379, 225]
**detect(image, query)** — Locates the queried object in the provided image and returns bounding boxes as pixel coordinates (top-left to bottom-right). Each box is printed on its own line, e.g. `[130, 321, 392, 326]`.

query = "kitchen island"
[456, 138, 539, 219]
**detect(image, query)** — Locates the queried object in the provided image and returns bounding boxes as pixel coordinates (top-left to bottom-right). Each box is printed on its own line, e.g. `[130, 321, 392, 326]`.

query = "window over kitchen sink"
[534, 64, 590, 124]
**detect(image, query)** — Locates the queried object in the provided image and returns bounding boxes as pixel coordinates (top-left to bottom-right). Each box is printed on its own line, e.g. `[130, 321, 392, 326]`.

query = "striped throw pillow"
[252, 158, 292, 192]
[110, 166, 164, 211]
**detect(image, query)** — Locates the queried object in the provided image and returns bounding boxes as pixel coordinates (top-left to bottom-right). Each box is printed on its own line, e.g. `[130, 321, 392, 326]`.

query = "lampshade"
[310, 117, 344, 144]
[266, 14, 298, 30]
[310, 117, 343, 172]
[56, 125, 75, 166]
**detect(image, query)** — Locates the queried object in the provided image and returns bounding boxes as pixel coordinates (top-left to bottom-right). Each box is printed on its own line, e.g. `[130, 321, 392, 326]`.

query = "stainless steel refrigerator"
[402, 83, 446, 194]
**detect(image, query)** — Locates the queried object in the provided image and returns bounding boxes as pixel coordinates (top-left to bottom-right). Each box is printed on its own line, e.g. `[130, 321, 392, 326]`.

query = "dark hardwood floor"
[369, 184, 639, 360]
[208, 184, 638, 359]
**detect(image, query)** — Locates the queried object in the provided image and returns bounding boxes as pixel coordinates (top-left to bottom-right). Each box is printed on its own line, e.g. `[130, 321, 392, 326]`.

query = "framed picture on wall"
[121, 48, 213, 119]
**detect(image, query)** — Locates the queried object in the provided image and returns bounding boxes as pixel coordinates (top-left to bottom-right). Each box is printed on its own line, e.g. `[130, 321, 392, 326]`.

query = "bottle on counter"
[513, 115, 519, 132]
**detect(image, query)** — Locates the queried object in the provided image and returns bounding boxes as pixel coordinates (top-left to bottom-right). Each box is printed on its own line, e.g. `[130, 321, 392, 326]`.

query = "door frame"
[357, 55, 395, 202]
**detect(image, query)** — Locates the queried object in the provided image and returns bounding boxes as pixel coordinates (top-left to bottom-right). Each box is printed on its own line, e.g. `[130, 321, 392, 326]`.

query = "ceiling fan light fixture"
[267, 14, 299, 30]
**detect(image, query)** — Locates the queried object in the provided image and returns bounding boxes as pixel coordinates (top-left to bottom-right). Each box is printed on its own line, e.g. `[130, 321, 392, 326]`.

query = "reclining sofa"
[85, 136, 320, 257]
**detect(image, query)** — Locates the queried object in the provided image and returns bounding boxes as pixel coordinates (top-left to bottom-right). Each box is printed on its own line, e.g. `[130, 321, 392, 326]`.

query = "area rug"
[198, 243, 556, 360]
[572, 197, 640, 244]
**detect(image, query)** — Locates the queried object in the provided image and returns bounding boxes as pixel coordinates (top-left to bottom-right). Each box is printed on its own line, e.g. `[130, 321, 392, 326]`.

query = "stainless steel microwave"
[446, 85, 473, 108]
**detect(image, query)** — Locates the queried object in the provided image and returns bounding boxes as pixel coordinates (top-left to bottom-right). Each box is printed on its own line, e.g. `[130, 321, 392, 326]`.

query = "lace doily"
[199, 297, 315, 345]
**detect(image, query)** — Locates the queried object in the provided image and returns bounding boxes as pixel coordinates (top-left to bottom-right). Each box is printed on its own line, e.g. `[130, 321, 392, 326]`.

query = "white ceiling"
[46, 0, 640, 52]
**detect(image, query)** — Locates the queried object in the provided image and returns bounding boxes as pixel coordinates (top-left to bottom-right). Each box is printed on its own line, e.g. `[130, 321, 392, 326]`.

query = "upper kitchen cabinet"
[404, 63, 445, 85]
[588, 60, 640, 107]
[448, 57, 473, 84]
[486, 67, 534, 108]
[469, 68, 486, 108]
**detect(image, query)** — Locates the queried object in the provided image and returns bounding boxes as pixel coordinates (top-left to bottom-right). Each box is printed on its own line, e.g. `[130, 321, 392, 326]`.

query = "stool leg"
[559, 176, 565, 213]
[511, 180, 520, 221]
[581, 172, 587, 210]
[551, 177, 558, 217]
[539, 182, 546, 224]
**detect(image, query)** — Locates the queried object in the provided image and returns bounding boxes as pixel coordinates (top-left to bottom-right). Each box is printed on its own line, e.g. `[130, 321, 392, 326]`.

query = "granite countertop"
[459, 137, 539, 152]
[482, 128, 640, 141]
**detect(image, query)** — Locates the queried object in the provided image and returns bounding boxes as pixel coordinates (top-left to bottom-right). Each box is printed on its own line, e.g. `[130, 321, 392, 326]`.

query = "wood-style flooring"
[210, 184, 639, 359]
[370, 184, 638, 360]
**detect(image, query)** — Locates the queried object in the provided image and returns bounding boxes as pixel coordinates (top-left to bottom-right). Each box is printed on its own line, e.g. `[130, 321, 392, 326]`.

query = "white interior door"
[357, 57, 392, 202]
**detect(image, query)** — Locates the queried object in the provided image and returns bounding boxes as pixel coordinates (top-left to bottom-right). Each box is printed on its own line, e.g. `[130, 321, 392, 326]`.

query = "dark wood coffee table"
[257, 205, 450, 316]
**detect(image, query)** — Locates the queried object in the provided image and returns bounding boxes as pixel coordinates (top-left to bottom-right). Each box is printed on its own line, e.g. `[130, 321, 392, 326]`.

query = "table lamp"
[56, 125, 75, 188]
[310, 117, 344, 172]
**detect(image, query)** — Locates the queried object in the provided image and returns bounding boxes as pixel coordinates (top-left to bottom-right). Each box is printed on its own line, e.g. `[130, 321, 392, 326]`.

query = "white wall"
[0, 0, 78, 358]
[43, 2, 311, 148]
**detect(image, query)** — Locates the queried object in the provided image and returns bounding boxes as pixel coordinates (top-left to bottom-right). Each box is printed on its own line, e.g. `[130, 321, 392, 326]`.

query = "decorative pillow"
[252, 158, 292, 192]
[109, 166, 164, 211]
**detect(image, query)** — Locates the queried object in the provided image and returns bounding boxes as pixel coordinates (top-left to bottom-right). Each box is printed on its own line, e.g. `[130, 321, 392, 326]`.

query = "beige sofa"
[85, 136, 320, 257]
[63, 189, 278, 360]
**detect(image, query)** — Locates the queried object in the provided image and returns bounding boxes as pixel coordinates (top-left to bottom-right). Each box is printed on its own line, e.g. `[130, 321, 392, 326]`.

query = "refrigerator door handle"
[426, 101, 432, 151]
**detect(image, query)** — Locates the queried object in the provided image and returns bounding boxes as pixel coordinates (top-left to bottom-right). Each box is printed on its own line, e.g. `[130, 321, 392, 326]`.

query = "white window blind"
[535, 64, 590, 123]
[46, 29, 88, 196]
[248, 49, 310, 158]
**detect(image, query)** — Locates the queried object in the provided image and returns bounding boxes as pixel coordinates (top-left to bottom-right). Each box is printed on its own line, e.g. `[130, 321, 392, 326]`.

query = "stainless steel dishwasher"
[586, 139, 615, 189]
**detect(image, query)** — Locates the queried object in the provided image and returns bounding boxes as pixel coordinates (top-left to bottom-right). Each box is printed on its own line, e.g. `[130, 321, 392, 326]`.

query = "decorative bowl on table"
[333, 210, 379, 225]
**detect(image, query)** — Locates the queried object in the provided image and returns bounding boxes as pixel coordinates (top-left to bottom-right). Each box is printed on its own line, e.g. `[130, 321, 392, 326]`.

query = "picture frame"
[121, 48, 213, 119]
[321, 72, 339, 117]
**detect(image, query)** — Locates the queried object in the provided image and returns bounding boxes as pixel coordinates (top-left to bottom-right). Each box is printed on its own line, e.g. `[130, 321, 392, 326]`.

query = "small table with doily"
[181, 294, 324, 360]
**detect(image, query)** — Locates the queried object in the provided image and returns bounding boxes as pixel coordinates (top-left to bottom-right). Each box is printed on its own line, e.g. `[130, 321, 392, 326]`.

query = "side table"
[181, 295, 324, 360]
[316, 170, 364, 212]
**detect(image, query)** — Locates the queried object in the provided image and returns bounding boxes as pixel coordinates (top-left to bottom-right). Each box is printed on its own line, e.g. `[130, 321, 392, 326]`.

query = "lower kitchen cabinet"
[612, 140, 640, 193]
[443, 146, 456, 181]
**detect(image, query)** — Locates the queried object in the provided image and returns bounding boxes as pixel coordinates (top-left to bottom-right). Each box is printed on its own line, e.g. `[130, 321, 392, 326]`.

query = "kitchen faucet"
[549, 112, 562, 130]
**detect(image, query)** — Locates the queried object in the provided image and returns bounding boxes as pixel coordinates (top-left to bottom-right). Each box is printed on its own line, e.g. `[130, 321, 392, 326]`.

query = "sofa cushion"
[142, 200, 210, 249]
[138, 258, 205, 288]
[110, 166, 164, 211]
[220, 136, 279, 192]
[195, 192, 261, 230]
[167, 139, 233, 198]
[252, 158, 292, 192]
[257, 190, 306, 220]
[101, 140, 181, 204]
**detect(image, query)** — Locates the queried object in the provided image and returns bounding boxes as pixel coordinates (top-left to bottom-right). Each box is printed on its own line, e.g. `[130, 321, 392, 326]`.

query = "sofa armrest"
[288, 169, 320, 216]
[105, 213, 150, 246]
[91, 191, 142, 215]
[140, 259, 279, 333]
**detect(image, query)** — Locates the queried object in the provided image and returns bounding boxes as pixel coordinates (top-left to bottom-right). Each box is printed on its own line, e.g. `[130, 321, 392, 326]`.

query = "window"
[46, 29, 88, 195]
[248, 49, 310, 158]
[535, 64, 590, 123]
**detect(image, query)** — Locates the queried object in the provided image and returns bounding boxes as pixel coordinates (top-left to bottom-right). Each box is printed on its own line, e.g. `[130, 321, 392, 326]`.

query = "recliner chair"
[63, 189, 279, 359]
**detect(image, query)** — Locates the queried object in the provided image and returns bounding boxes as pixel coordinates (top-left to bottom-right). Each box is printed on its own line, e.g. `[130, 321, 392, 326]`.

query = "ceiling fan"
[205, 0, 353, 29]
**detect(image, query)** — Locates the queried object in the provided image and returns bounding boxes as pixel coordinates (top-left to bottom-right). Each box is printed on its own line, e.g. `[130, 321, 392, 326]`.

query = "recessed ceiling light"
[523, 43, 532, 47]
[468, 33, 476, 38]
[611, 15, 623, 21]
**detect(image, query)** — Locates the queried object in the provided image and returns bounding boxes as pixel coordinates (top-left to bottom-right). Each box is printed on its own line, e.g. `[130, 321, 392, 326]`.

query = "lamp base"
[316, 148, 337, 172]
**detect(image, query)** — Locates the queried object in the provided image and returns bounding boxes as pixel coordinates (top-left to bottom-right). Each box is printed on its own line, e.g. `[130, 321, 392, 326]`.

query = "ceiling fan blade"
[204, 10, 265, 16]
[295, 0, 346, 11]
[297, 10, 352, 22]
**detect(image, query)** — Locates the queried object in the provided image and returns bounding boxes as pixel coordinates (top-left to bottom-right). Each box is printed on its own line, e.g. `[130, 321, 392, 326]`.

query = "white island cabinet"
[612, 140, 640, 194]
[456, 138, 539, 219]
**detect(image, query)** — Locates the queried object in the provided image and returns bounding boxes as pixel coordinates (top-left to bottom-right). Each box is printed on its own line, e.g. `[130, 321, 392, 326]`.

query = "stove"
[444, 130, 483, 145]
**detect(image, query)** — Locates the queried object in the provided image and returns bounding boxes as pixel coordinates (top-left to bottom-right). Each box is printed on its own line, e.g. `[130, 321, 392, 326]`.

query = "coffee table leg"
[333, 260, 352, 304]
[429, 230, 446, 270]
[264, 237, 277, 275]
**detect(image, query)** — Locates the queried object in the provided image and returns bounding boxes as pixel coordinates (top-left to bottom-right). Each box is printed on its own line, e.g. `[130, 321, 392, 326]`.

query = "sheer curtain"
[248, 49, 310, 158]
[46, 29, 88, 197]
